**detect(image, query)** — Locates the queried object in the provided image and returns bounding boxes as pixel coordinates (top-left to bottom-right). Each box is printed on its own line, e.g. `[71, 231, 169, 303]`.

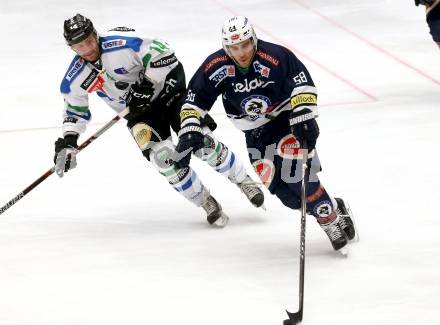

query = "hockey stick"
[0, 109, 128, 216]
[284, 140, 309, 325]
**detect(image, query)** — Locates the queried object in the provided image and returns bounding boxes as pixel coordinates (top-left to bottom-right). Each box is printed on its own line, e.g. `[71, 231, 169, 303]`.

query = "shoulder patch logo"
[66, 57, 85, 81]
[204, 55, 229, 73]
[209, 65, 235, 87]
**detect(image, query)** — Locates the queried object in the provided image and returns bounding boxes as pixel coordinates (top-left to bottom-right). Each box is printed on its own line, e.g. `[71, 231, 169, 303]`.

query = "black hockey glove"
[289, 108, 320, 150]
[415, 0, 434, 6]
[125, 79, 154, 118]
[54, 133, 79, 178]
[174, 126, 204, 169]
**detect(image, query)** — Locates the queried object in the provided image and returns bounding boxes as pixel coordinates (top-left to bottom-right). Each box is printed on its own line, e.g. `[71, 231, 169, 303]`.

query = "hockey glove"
[125, 79, 154, 118]
[174, 126, 204, 169]
[289, 108, 320, 150]
[54, 133, 79, 178]
[415, 0, 434, 6]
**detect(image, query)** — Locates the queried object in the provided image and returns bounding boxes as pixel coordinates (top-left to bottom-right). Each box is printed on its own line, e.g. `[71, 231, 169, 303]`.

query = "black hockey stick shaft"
[284, 140, 309, 325]
[0, 110, 127, 216]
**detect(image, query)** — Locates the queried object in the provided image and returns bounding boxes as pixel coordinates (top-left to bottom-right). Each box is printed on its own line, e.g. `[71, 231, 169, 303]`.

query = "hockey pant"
[245, 115, 338, 227]
[129, 123, 246, 207]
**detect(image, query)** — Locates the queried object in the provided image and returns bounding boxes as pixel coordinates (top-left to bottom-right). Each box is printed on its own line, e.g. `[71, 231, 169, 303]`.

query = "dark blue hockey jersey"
[183, 40, 318, 131]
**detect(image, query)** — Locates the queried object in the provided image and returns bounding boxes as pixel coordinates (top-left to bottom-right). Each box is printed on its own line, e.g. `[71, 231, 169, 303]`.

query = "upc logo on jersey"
[240, 95, 271, 120]
[102, 39, 126, 49]
[66, 58, 84, 81]
[209, 65, 235, 87]
[253, 61, 270, 78]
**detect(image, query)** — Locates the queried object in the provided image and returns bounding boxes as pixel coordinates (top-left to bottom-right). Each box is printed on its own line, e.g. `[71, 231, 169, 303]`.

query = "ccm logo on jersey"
[252, 159, 275, 188]
[102, 39, 126, 49]
[209, 65, 235, 87]
[151, 54, 178, 68]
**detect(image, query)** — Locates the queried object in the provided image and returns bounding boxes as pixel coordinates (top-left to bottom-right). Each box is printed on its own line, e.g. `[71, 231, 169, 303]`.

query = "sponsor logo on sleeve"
[290, 93, 317, 109]
[102, 39, 126, 50]
[151, 53, 178, 68]
[252, 159, 275, 188]
[66, 58, 85, 81]
[209, 65, 235, 87]
[180, 109, 201, 122]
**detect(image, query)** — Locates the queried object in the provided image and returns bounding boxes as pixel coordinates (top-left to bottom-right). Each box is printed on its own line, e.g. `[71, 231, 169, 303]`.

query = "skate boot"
[335, 197, 357, 241]
[321, 221, 348, 251]
[237, 175, 265, 208]
[201, 194, 229, 227]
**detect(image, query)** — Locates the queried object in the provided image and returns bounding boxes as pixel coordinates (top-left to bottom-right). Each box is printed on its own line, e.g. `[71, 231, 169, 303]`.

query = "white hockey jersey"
[60, 31, 179, 136]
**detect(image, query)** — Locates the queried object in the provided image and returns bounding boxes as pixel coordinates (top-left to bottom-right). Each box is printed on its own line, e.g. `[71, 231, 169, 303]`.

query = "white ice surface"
[0, 1, 439, 324]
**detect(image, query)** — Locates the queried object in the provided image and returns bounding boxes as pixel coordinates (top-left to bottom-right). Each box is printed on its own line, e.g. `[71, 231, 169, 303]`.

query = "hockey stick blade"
[284, 309, 302, 325]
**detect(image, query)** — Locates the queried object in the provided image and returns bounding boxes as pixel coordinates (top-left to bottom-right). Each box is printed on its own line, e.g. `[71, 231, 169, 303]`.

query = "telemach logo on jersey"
[252, 159, 275, 188]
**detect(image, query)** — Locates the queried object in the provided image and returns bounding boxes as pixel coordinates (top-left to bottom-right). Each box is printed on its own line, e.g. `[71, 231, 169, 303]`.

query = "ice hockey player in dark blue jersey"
[415, 0, 440, 48]
[175, 16, 357, 251]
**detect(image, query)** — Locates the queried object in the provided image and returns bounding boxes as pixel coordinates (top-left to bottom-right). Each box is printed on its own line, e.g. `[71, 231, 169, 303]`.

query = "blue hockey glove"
[289, 108, 319, 150]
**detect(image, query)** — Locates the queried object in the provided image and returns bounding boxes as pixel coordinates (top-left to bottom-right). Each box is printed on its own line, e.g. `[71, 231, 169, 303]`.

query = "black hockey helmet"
[63, 13, 96, 46]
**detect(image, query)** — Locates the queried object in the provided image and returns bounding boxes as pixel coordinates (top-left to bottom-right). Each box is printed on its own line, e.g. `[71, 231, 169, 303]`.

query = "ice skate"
[335, 197, 359, 242]
[201, 194, 229, 227]
[321, 221, 348, 252]
[237, 175, 265, 208]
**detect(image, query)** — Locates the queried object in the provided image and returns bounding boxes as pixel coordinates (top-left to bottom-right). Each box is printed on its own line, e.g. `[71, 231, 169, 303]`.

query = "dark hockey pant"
[245, 112, 337, 226]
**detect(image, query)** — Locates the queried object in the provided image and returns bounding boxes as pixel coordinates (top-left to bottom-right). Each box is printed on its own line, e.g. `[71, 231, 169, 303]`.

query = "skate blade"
[211, 213, 229, 228]
[346, 202, 360, 243]
[338, 245, 349, 257]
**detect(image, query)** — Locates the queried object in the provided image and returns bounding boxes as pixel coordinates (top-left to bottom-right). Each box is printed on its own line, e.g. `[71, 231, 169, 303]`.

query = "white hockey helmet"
[221, 16, 257, 55]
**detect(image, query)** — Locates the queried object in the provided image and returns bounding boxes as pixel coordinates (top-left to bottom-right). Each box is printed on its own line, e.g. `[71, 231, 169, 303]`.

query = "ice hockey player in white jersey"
[53, 13, 264, 227]
[174, 16, 357, 250]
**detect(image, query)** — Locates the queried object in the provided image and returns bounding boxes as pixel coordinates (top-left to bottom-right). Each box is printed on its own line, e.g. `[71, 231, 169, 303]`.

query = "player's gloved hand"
[415, 0, 434, 6]
[289, 108, 319, 150]
[54, 133, 79, 178]
[174, 126, 204, 169]
[125, 79, 154, 118]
